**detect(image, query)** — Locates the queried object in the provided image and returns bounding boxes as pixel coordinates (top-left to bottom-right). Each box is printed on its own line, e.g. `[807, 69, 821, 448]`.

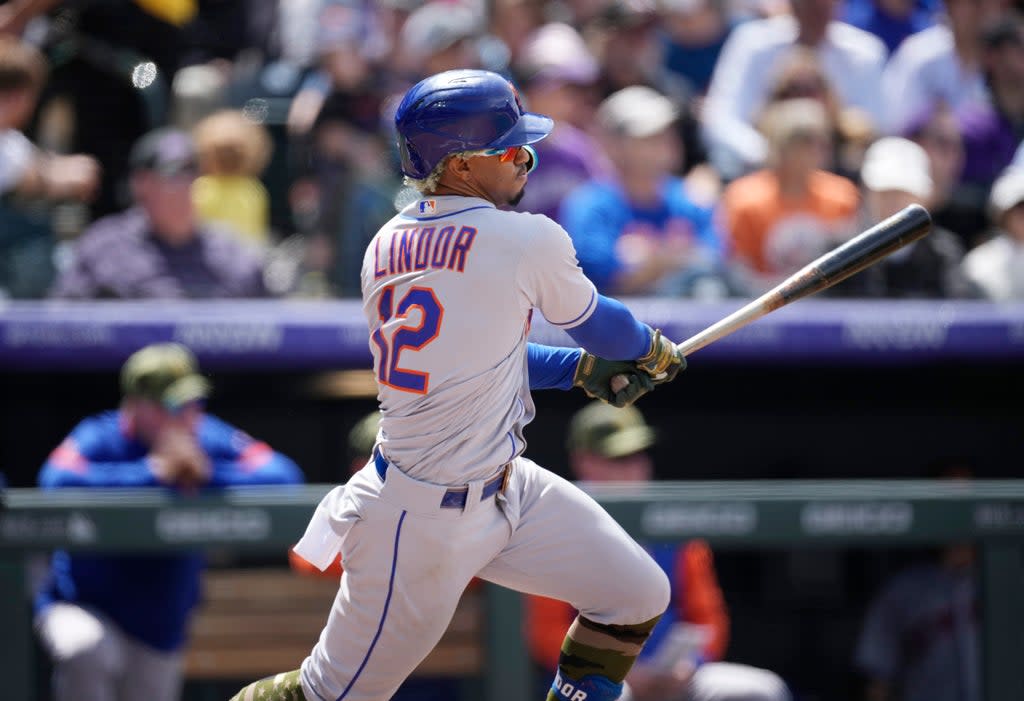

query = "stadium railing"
[2, 480, 1023, 701]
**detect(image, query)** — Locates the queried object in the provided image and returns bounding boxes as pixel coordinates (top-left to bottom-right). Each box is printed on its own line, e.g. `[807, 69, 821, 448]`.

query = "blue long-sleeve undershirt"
[528, 344, 581, 390]
[566, 294, 651, 360]
[527, 295, 652, 390]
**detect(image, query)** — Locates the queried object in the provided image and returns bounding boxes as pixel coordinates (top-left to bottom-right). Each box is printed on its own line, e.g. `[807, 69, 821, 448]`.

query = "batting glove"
[636, 328, 686, 385]
[574, 351, 655, 408]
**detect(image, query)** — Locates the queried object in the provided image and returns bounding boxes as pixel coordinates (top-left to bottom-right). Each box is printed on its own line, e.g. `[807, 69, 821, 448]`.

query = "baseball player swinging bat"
[612, 203, 932, 392]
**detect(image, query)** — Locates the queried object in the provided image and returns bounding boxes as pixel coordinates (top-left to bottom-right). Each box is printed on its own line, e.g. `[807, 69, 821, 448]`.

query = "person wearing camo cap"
[526, 402, 792, 701]
[34, 342, 303, 701]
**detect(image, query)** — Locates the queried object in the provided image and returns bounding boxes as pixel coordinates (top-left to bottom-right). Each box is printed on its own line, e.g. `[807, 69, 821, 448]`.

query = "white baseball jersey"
[361, 194, 596, 485]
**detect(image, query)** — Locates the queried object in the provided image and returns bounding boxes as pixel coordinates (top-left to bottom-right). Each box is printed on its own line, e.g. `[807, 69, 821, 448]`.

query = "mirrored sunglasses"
[478, 145, 538, 173]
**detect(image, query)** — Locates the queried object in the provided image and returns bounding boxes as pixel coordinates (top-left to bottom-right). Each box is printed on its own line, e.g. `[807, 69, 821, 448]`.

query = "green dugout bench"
[2, 480, 1023, 701]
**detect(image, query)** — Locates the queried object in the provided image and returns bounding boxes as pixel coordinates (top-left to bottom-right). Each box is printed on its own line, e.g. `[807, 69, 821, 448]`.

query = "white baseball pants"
[296, 455, 670, 701]
[35, 602, 183, 701]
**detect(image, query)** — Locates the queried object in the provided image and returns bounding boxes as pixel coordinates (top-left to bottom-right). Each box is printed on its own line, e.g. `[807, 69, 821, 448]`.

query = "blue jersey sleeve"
[527, 343, 582, 390]
[199, 416, 305, 486]
[38, 416, 159, 489]
[565, 294, 652, 360]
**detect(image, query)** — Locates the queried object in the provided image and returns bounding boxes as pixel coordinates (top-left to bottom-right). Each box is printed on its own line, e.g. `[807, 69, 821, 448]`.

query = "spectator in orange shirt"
[525, 402, 791, 701]
[720, 98, 859, 295]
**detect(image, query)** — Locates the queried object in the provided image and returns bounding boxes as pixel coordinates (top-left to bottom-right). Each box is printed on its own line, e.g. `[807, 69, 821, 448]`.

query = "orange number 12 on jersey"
[371, 285, 445, 394]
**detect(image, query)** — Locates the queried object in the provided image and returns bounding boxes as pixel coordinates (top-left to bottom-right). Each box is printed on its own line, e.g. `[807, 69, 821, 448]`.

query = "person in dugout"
[34, 342, 303, 701]
[525, 401, 792, 701]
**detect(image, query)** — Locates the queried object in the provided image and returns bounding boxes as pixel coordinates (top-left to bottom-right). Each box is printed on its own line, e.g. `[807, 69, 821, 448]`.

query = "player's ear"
[448, 154, 474, 181]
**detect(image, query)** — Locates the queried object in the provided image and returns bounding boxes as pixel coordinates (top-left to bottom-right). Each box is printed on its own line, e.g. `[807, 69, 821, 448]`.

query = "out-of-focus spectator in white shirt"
[0, 36, 99, 299]
[961, 167, 1024, 300]
[881, 0, 1009, 135]
[0, 37, 99, 203]
[702, 0, 887, 180]
[1014, 140, 1024, 170]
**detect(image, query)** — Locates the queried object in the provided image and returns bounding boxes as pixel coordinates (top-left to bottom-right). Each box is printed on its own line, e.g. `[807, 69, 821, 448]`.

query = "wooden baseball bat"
[612, 203, 932, 391]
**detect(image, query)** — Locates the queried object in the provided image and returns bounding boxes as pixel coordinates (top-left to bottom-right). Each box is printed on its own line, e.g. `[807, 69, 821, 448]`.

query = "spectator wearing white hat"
[960, 168, 1024, 300]
[838, 137, 979, 298]
[396, 1, 484, 78]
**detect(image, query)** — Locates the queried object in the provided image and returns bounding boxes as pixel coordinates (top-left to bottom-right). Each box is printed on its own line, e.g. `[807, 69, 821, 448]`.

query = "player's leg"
[226, 512, 472, 701]
[297, 463, 512, 701]
[686, 662, 792, 701]
[115, 630, 184, 701]
[477, 457, 671, 701]
[35, 602, 123, 701]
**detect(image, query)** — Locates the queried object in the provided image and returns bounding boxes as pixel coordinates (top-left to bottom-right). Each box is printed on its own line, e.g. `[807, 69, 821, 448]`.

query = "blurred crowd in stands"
[2, 0, 1024, 302]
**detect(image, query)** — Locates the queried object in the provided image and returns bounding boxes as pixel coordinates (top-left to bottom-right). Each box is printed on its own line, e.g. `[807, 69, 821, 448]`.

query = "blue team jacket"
[35, 410, 304, 652]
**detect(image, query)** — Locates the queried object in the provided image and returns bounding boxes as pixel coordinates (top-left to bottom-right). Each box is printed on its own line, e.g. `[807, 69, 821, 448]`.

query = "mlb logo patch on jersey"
[419, 200, 437, 214]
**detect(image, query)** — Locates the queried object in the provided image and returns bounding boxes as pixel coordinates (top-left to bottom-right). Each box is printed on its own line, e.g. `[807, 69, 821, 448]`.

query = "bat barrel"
[673, 204, 933, 357]
[778, 203, 932, 305]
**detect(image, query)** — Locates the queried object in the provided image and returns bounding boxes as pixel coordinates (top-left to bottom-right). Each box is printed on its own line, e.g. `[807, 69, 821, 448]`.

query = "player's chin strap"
[546, 614, 662, 701]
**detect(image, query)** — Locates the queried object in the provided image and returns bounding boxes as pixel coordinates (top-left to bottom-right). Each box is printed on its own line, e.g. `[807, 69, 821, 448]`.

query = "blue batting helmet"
[394, 69, 554, 179]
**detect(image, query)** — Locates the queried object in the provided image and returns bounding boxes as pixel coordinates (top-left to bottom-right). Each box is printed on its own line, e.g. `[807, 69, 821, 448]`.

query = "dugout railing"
[1, 481, 1023, 701]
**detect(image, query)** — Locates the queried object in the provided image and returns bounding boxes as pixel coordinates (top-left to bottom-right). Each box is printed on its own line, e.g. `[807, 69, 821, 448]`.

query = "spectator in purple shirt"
[512, 22, 615, 223]
[958, 12, 1024, 194]
[50, 128, 268, 299]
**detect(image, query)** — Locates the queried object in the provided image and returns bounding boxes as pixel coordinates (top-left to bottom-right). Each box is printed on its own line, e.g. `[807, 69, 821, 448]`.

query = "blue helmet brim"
[487, 112, 554, 149]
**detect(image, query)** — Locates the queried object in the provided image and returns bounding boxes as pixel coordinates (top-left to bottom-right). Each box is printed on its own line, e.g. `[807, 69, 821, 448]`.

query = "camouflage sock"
[229, 669, 307, 701]
[545, 614, 661, 701]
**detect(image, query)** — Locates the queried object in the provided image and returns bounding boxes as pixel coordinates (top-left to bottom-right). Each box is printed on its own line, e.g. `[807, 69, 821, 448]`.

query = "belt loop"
[463, 479, 484, 514]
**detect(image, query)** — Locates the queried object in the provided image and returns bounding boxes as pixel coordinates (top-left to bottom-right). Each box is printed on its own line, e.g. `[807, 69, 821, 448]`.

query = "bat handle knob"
[610, 374, 629, 394]
[610, 369, 667, 395]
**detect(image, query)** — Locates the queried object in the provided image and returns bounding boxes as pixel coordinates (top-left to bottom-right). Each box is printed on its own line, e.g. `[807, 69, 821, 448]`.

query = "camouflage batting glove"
[573, 352, 655, 408]
[636, 328, 686, 385]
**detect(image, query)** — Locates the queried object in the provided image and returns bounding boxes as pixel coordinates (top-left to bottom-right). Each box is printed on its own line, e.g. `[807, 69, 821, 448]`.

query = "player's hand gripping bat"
[611, 203, 933, 392]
